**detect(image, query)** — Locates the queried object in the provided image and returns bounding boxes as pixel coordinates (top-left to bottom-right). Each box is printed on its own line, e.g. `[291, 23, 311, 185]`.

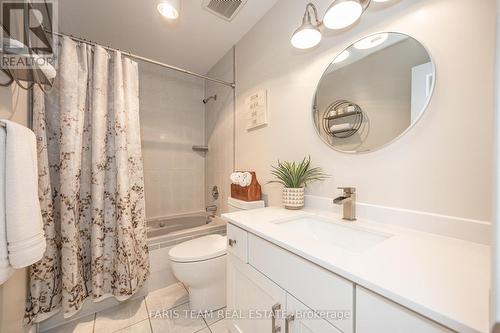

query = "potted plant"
[269, 156, 329, 210]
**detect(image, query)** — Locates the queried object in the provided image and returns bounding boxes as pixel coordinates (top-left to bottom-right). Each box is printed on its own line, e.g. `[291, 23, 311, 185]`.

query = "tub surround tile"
[94, 298, 149, 332]
[140, 62, 205, 220]
[42, 314, 95, 333]
[148, 244, 160, 251]
[161, 241, 178, 248]
[149, 246, 172, 272]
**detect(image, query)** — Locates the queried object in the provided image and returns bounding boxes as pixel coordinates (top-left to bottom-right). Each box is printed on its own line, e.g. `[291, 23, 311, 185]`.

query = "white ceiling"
[58, 0, 278, 74]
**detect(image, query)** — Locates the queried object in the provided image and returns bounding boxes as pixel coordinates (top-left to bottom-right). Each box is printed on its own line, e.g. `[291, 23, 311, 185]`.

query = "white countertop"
[222, 207, 490, 333]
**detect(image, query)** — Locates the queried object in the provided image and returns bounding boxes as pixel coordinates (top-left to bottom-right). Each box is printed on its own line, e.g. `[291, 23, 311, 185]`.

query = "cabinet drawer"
[286, 293, 343, 333]
[356, 287, 452, 333]
[248, 234, 353, 333]
[227, 223, 248, 262]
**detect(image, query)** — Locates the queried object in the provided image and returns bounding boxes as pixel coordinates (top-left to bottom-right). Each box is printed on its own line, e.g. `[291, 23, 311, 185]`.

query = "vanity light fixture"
[291, 3, 322, 49]
[323, 0, 369, 30]
[157, 0, 180, 20]
[353, 32, 388, 49]
[292, 0, 393, 49]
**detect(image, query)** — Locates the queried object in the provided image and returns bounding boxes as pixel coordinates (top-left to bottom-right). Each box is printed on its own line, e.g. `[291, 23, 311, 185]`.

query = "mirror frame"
[312, 31, 437, 154]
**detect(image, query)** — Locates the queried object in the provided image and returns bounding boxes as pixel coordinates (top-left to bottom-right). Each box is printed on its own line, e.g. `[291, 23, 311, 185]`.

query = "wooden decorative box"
[230, 171, 262, 202]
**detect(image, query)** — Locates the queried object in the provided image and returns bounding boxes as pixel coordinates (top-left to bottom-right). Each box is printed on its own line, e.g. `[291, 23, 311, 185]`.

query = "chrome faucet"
[333, 187, 356, 221]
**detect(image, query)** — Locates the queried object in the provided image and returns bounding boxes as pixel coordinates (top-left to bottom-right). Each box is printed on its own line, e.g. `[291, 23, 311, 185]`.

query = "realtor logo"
[1, 0, 57, 70]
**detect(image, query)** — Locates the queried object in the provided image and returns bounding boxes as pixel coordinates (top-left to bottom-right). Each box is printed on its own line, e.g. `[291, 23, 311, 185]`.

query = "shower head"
[203, 95, 217, 104]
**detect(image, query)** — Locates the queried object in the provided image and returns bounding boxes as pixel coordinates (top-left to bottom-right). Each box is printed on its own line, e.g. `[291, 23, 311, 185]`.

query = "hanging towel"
[0, 126, 13, 284]
[3, 120, 45, 270]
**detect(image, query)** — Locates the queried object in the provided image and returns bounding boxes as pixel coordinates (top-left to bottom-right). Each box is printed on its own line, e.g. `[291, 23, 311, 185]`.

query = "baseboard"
[304, 195, 491, 245]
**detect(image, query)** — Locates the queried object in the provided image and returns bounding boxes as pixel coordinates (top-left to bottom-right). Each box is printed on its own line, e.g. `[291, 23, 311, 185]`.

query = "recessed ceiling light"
[157, 0, 180, 20]
[353, 33, 388, 49]
[323, 0, 363, 30]
[333, 50, 350, 63]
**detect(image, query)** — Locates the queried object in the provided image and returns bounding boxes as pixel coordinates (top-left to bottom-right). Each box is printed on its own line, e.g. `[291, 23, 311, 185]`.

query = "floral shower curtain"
[25, 36, 149, 322]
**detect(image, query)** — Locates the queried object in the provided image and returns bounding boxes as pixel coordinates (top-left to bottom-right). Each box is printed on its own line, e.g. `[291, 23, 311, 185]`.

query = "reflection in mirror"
[313, 32, 435, 153]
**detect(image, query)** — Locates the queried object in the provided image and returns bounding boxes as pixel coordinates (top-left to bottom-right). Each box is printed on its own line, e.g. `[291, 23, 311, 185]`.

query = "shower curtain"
[25, 37, 149, 322]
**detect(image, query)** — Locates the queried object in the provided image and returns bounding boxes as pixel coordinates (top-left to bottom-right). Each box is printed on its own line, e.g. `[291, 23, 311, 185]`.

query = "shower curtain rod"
[48, 31, 235, 88]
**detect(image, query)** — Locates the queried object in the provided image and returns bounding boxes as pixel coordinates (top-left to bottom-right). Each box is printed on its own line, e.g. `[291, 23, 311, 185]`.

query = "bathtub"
[147, 212, 226, 248]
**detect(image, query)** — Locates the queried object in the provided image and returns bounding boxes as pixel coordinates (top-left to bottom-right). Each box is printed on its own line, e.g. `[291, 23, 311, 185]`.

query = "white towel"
[230, 172, 253, 187]
[3, 120, 45, 270]
[0, 127, 13, 284]
[239, 172, 252, 187]
[329, 123, 352, 132]
[230, 172, 242, 185]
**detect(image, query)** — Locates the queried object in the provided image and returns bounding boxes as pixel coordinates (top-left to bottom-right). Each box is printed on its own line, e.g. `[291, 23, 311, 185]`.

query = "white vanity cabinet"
[355, 287, 452, 333]
[227, 253, 346, 333]
[248, 234, 353, 333]
[226, 222, 454, 333]
[227, 254, 286, 333]
[227, 223, 353, 333]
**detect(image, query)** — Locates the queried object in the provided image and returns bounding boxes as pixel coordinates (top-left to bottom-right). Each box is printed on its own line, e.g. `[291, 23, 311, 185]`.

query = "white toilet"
[169, 234, 227, 312]
[169, 197, 265, 312]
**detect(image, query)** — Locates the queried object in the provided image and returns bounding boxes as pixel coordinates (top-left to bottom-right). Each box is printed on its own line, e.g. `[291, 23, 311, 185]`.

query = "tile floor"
[43, 283, 231, 333]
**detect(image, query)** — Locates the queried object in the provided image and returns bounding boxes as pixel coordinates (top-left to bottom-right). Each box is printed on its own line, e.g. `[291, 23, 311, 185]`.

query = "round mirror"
[313, 32, 435, 153]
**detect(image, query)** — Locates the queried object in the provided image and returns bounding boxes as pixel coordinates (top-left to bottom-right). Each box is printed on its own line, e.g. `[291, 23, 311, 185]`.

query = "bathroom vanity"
[222, 208, 489, 333]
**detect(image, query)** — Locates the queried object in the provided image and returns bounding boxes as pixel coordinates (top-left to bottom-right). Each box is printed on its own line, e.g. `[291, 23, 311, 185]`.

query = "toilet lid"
[169, 234, 227, 262]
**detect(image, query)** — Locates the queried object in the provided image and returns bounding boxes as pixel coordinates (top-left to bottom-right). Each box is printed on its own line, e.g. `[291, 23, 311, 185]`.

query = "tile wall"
[140, 62, 206, 220]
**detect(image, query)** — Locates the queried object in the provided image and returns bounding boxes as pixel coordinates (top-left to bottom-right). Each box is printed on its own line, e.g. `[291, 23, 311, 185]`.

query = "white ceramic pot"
[283, 187, 305, 210]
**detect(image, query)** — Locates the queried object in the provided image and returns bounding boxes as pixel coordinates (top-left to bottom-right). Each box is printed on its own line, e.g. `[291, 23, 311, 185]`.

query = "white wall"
[228, 0, 495, 222]
[492, 0, 500, 330]
[139, 63, 206, 220]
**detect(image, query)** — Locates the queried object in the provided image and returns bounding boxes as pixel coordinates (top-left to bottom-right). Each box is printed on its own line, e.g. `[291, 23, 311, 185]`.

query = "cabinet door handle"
[228, 239, 237, 247]
[271, 303, 281, 333]
[285, 314, 295, 333]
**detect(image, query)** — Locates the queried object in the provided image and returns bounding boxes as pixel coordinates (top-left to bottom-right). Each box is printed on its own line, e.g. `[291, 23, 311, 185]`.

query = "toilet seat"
[169, 234, 227, 263]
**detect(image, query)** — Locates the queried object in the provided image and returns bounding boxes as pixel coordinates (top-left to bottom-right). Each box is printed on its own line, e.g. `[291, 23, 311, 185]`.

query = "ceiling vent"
[202, 0, 248, 21]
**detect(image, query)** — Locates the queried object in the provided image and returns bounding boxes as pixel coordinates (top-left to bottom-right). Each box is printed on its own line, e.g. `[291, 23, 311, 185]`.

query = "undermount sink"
[273, 216, 392, 253]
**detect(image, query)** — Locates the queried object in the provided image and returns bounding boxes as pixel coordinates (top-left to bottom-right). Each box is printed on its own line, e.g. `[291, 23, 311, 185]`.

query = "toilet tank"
[227, 197, 265, 212]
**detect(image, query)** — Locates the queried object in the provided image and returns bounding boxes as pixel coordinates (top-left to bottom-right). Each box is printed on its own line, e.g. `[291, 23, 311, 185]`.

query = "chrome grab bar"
[272, 303, 281, 333]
